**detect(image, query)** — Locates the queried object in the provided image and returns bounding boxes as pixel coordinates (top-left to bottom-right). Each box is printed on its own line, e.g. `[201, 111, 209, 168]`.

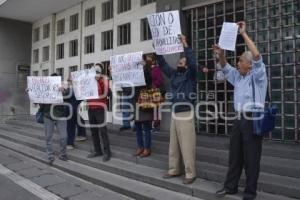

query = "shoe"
[102, 154, 111, 162]
[133, 148, 144, 156]
[216, 188, 238, 197]
[243, 193, 256, 200]
[59, 155, 69, 161]
[151, 128, 160, 134]
[67, 145, 74, 150]
[119, 126, 131, 131]
[162, 173, 182, 179]
[48, 158, 54, 166]
[140, 149, 151, 157]
[183, 177, 196, 185]
[87, 152, 103, 158]
[75, 136, 87, 142]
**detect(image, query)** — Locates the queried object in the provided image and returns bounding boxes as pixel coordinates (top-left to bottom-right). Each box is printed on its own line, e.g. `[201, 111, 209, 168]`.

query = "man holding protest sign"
[31, 73, 69, 165]
[86, 63, 111, 162]
[157, 34, 198, 185]
[214, 21, 267, 200]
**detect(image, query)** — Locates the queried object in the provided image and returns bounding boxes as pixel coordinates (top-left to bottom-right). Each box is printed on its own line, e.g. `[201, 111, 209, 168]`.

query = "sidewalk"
[0, 145, 132, 200]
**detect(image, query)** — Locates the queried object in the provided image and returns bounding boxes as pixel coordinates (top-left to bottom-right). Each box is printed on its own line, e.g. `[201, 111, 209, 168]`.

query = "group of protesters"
[35, 21, 267, 200]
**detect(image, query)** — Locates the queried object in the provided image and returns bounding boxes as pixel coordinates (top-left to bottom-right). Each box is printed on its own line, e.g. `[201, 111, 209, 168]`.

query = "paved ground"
[0, 174, 42, 200]
[0, 146, 133, 200]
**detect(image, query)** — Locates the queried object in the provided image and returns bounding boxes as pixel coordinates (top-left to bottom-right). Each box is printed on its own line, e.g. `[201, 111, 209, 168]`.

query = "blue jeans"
[135, 121, 152, 149]
[44, 117, 67, 160]
[122, 97, 132, 128]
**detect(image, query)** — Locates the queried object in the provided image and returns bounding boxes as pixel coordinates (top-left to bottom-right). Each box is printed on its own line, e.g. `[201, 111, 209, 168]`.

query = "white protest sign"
[147, 10, 183, 55]
[71, 68, 99, 100]
[27, 76, 63, 104]
[110, 52, 146, 87]
[218, 22, 239, 51]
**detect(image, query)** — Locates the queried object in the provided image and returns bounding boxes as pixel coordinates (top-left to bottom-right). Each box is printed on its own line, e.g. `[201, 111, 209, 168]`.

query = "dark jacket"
[39, 104, 67, 120]
[157, 47, 197, 113]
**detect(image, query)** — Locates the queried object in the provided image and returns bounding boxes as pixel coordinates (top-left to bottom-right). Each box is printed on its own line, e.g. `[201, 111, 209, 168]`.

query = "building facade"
[29, 0, 299, 142]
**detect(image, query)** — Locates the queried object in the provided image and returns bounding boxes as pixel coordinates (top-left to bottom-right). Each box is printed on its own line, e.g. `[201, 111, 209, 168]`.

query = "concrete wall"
[0, 18, 32, 117]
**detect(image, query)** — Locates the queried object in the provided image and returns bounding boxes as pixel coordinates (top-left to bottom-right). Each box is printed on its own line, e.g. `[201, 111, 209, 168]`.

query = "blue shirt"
[222, 57, 268, 112]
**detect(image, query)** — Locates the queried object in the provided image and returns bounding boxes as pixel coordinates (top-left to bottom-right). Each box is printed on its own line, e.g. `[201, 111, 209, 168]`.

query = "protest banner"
[71, 68, 99, 100]
[27, 76, 63, 104]
[147, 10, 183, 55]
[218, 22, 239, 51]
[110, 51, 146, 88]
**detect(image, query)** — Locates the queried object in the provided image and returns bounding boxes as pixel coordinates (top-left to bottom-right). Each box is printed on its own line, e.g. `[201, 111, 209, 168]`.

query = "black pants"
[88, 109, 111, 156]
[224, 114, 263, 198]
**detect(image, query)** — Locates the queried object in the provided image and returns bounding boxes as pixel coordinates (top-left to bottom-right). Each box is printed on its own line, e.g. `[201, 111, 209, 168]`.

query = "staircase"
[0, 116, 299, 200]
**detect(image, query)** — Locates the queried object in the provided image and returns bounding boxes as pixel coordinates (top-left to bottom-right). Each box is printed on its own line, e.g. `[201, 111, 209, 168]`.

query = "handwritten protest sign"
[71, 68, 99, 100]
[110, 52, 146, 87]
[27, 76, 63, 104]
[218, 22, 239, 51]
[147, 10, 183, 55]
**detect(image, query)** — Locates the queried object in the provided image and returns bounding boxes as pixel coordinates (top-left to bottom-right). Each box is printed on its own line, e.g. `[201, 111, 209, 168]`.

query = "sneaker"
[151, 128, 160, 134]
[75, 136, 87, 142]
[67, 145, 74, 150]
[58, 155, 69, 161]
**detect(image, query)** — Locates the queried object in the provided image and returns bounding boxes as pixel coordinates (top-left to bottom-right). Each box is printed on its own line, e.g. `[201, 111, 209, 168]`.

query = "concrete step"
[0, 132, 296, 200]
[0, 138, 204, 200]
[3, 122, 300, 180]
[0, 124, 300, 199]
[5, 118, 300, 162]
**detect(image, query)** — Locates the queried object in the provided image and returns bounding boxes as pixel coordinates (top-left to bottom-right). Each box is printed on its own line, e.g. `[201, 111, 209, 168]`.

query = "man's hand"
[95, 74, 101, 81]
[212, 44, 225, 58]
[179, 34, 188, 48]
[237, 21, 246, 35]
[212, 44, 227, 67]
[202, 67, 209, 73]
[58, 86, 65, 92]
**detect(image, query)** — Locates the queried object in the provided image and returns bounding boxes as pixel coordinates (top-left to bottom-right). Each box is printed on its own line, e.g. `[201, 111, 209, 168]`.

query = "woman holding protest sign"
[133, 58, 158, 158]
[86, 63, 112, 162]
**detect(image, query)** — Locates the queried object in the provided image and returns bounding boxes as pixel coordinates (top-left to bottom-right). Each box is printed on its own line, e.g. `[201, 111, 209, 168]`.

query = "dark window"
[85, 7, 95, 26]
[70, 13, 79, 31]
[118, 0, 131, 13]
[102, 0, 113, 21]
[69, 39, 78, 57]
[118, 23, 131, 46]
[56, 43, 64, 59]
[57, 19, 65, 35]
[102, 30, 113, 50]
[85, 35, 95, 54]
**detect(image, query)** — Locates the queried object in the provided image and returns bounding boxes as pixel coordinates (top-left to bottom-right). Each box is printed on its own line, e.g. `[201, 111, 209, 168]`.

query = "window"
[42, 46, 50, 62]
[69, 39, 78, 57]
[102, 0, 113, 21]
[70, 13, 79, 31]
[33, 49, 39, 63]
[141, 0, 155, 6]
[102, 30, 113, 50]
[32, 71, 39, 76]
[118, 0, 131, 13]
[33, 28, 40, 42]
[56, 68, 64, 80]
[118, 23, 131, 46]
[57, 19, 65, 35]
[42, 69, 49, 76]
[69, 66, 78, 73]
[84, 63, 94, 69]
[43, 23, 50, 39]
[85, 7, 95, 26]
[56, 43, 64, 60]
[85, 35, 95, 54]
[141, 18, 151, 41]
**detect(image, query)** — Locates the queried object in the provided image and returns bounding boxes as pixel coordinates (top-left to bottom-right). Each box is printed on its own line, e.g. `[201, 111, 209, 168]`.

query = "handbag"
[251, 76, 278, 136]
[36, 106, 44, 124]
[138, 88, 164, 110]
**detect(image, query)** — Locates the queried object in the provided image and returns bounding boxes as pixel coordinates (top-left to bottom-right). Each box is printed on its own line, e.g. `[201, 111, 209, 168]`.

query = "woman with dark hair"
[133, 61, 154, 157]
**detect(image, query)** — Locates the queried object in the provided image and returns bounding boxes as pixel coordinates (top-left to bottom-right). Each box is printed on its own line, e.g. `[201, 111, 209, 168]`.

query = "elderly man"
[157, 35, 198, 185]
[214, 22, 267, 200]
